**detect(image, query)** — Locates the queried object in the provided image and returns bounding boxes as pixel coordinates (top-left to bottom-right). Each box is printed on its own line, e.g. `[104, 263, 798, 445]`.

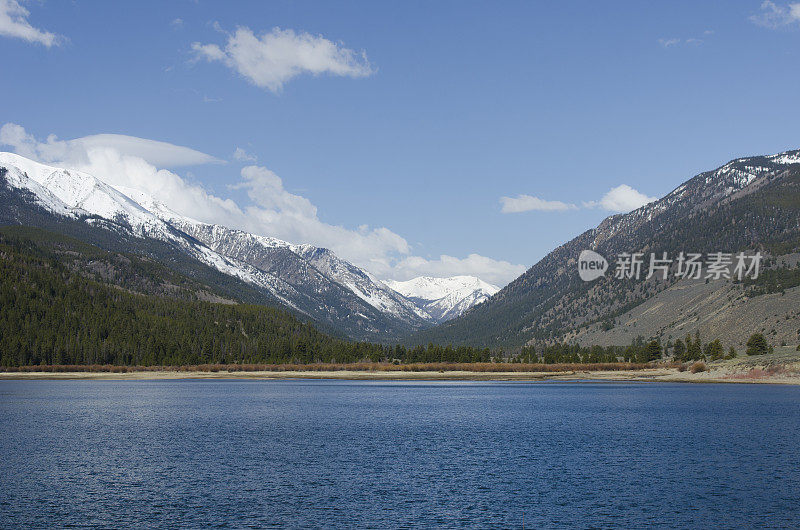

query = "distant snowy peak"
[387, 275, 500, 301]
[386, 276, 500, 323]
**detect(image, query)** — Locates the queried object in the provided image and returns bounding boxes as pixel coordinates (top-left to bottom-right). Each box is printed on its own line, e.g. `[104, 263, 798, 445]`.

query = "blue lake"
[1, 380, 799, 528]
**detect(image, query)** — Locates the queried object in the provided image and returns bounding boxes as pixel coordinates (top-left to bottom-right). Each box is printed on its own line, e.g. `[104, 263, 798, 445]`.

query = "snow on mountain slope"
[0, 152, 302, 310]
[168, 216, 410, 322]
[589, 148, 800, 248]
[386, 276, 500, 322]
[292, 244, 430, 321]
[116, 185, 430, 326]
[0, 152, 171, 240]
[0, 156, 74, 217]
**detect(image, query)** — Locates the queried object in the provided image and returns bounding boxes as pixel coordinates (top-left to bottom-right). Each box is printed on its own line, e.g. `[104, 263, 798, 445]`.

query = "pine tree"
[704, 339, 724, 361]
[673, 339, 686, 360]
[746, 333, 769, 356]
[643, 340, 662, 362]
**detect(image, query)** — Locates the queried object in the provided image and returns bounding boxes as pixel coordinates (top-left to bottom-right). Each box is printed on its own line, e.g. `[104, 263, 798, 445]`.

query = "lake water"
[1, 380, 799, 528]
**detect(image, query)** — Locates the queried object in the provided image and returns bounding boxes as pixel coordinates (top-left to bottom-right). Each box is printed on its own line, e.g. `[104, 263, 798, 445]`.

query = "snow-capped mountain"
[117, 186, 429, 326]
[385, 276, 500, 323]
[0, 152, 308, 309]
[0, 152, 431, 341]
[1, 152, 175, 240]
[291, 244, 431, 322]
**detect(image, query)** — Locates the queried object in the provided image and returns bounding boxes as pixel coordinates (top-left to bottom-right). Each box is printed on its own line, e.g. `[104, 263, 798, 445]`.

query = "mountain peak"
[386, 275, 500, 323]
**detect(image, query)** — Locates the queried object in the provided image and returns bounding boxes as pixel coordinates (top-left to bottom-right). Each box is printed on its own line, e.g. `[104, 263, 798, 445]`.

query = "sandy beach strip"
[1, 367, 799, 384]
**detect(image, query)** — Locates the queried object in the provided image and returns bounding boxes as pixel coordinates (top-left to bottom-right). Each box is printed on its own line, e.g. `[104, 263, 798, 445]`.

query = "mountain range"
[409, 149, 800, 350]
[0, 152, 495, 342]
[3, 148, 798, 351]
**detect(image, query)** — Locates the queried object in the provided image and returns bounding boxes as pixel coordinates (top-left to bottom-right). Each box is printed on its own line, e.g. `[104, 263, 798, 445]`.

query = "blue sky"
[1, 0, 799, 285]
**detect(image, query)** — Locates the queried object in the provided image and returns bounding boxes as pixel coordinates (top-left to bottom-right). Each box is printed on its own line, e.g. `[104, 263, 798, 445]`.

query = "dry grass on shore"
[1, 362, 649, 374]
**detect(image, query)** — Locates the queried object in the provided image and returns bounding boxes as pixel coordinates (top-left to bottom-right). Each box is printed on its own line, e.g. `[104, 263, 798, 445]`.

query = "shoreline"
[2, 367, 799, 384]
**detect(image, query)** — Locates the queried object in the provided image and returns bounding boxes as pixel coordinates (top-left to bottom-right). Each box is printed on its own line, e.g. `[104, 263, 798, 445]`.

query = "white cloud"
[501, 184, 657, 215]
[584, 184, 657, 213]
[383, 254, 526, 286]
[659, 36, 706, 48]
[235, 165, 319, 219]
[233, 147, 257, 162]
[750, 1, 800, 28]
[171, 18, 183, 29]
[1, 123, 524, 286]
[67, 147, 244, 225]
[0, 0, 63, 46]
[0, 125, 223, 168]
[499, 194, 577, 213]
[191, 26, 374, 93]
[74, 135, 224, 167]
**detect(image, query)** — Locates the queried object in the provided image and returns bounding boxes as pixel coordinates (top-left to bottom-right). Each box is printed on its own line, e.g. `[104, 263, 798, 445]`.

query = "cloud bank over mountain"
[0, 122, 525, 286]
